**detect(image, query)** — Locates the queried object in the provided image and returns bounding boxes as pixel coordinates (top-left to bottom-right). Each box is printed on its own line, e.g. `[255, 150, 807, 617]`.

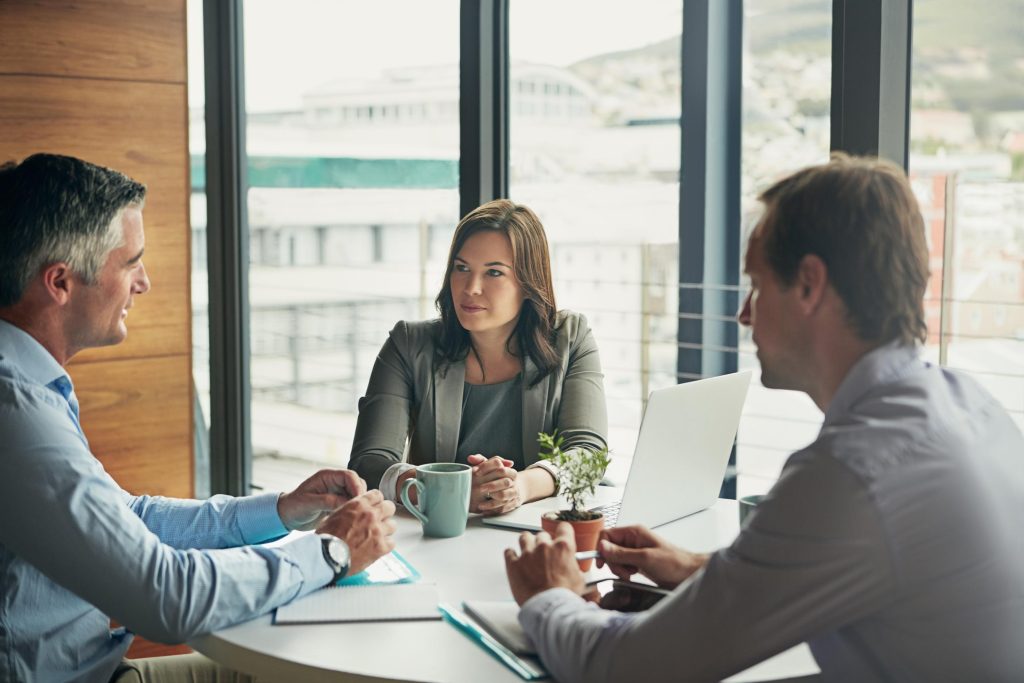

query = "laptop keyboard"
[590, 500, 622, 528]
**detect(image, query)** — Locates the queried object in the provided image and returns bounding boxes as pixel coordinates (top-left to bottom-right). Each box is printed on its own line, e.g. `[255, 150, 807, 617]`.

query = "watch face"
[328, 537, 350, 567]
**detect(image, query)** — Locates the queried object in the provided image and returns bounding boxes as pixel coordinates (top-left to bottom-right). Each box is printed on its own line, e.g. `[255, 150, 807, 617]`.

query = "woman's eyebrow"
[454, 256, 511, 268]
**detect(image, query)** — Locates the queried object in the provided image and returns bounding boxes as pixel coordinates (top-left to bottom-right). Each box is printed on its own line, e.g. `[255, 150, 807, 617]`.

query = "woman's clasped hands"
[467, 454, 525, 515]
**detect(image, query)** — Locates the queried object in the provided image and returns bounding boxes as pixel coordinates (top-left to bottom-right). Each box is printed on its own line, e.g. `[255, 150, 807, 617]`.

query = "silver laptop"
[482, 371, 752, 532]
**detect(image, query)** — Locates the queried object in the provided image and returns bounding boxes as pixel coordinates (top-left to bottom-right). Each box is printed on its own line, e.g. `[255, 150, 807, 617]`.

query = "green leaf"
[537, 430, 610, 513]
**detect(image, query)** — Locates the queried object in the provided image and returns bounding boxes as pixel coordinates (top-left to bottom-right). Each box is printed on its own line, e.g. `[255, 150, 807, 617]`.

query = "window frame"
[201, 0, 914, 496]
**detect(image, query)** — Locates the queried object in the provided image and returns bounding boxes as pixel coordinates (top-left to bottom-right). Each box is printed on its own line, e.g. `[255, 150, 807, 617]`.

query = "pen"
[575, 550, 601, 561]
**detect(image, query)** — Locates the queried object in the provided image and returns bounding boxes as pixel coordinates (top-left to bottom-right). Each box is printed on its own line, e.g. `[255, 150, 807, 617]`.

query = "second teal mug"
[400, 463, 472, 538]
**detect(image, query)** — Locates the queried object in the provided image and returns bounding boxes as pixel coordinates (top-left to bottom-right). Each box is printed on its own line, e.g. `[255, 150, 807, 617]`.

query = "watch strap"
[319, 534, 349, 585]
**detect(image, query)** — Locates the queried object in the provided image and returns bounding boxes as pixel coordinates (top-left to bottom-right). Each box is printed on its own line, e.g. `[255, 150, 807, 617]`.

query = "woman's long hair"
[434, 199, 559, 386]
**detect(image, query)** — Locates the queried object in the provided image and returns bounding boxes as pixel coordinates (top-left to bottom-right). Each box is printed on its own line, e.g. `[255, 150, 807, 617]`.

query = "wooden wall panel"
[0, 74, 190, 362]
[3, 0, 193, 658]
[72, 355, 193, 496]
[0, 0, 185, 83]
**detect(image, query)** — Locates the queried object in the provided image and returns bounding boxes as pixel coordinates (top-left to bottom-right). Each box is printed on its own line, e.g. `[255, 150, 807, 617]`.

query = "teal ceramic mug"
[738, 494, 766, 525]
[400, 463, 472, 538]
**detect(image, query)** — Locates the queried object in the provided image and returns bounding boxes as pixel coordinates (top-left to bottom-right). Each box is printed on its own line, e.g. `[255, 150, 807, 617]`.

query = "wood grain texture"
[0, 0, 186, 83]
[0, 74, 192, 363]
[6, 0, 193, 661]
[72, 354, 193, 497]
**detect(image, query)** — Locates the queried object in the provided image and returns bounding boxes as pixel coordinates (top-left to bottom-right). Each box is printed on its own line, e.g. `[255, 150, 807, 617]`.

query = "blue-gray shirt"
[0, 319, 333, 683]
[457, 376, 524, 469]
[520, 343, 1024, 682]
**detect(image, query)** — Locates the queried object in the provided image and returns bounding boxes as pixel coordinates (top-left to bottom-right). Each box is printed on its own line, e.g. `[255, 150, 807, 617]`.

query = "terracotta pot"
[541, 511, 605, 570]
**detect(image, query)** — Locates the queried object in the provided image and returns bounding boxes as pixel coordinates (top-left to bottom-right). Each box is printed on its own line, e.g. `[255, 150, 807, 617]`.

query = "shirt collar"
[0, 318, 70, 389]
[823, 341, 922, 425]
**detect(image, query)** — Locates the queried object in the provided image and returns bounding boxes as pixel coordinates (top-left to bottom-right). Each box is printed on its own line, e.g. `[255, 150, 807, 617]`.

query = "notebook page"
[275, 583, 441, 624]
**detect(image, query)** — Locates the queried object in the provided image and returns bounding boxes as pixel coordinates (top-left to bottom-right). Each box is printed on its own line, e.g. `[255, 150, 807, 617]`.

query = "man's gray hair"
[0, 153, 147, 307]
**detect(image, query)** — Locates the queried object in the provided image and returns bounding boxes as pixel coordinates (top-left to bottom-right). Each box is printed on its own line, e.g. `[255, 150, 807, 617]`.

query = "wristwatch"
[318, 533, 351, 586]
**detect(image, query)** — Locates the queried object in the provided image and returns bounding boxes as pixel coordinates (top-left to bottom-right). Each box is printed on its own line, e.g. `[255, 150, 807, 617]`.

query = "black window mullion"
[678, 0, 742, 382]
[203, 0, 251, 496]
[460, 0, 509, 218]
[830, 0, 913, 168]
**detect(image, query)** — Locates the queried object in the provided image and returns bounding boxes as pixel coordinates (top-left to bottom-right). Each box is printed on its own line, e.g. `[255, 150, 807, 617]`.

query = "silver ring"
[484, 493, 493, 501]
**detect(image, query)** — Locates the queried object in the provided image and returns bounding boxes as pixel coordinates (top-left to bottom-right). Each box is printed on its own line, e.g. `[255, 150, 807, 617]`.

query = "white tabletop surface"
[191, 498, 819, 683]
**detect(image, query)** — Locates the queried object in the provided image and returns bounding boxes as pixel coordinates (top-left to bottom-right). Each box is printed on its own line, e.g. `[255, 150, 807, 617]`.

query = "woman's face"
[450, 230, 526, 341]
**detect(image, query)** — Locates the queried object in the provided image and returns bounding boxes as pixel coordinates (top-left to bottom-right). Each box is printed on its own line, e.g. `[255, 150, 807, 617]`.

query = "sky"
[187, 0, 682, 111]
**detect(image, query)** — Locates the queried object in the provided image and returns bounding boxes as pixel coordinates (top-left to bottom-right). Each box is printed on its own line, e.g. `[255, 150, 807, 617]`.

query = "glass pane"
[240, 1, 460, 491]
[736, 0, 833, 497]
[909, 0, 1024, 433]
[509, 0, 683, 481]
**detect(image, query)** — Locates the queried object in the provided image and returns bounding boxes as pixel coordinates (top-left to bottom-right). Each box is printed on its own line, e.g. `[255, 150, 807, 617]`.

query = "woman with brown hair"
[349, 199, 608, 514]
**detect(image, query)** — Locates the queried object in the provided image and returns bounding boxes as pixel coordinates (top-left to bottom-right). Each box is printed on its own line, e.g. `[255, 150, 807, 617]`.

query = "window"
[510, 0, 682, 475]
[194, 1, 1015, 499]
[909, 0, 1024, 434]
[736, 0, 833, 498]
[197, 1, 461, 491]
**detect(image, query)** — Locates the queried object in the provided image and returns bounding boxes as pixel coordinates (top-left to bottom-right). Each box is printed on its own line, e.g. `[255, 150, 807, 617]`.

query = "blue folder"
[335, 550, 421, 587]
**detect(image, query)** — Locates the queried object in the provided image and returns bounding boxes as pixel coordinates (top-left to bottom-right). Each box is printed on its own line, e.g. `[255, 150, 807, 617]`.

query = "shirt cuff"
[273, 531, 335, 597]
[525, 460, 559, 493]
[380, 463, 417, 504]
[518, 587, 586, 631]
[234, 491, 290, 544]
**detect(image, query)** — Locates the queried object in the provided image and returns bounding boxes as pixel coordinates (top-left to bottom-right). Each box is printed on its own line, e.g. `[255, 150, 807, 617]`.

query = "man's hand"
[468, 454, 521, 515]
[316, 490, 397, 575]
[597, 525, 709, 590]
[277, 469, 367, 531]
[504, 523, 587, 605]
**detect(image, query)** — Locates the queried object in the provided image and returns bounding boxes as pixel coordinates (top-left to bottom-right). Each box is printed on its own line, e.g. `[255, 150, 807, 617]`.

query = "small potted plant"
[537, 430, 610, 570]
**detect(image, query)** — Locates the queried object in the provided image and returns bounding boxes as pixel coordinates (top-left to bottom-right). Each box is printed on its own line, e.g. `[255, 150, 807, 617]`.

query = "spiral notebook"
[274, 551, 440, 624]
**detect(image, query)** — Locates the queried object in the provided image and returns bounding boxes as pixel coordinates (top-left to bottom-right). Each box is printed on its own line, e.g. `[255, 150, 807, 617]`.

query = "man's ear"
[795, 254, 828, 313]
[40, 263, 75, 306]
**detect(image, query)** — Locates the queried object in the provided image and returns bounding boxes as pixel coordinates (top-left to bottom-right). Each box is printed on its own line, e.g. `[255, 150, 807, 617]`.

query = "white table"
[191, 499, 819, 682]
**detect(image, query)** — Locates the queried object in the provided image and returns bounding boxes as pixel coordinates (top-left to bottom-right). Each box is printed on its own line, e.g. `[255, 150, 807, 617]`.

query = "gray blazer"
[349, 311, 608, 490]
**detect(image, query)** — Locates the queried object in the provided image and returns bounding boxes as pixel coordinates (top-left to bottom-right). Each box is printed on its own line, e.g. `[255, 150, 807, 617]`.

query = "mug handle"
[401, 478, 429, 526]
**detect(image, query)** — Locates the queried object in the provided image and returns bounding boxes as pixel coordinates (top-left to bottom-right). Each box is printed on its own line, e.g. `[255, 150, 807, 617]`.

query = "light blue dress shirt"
[0, 320, 333, 683]
[519, 343, 1024, 682]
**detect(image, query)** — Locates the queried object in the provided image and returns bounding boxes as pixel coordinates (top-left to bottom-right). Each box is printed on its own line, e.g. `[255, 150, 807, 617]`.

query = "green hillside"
[571, 0, 1023, 112]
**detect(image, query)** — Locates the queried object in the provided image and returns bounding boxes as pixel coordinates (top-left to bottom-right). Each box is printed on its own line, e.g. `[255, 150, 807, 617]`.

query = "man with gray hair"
[0, 153, 398, 682]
